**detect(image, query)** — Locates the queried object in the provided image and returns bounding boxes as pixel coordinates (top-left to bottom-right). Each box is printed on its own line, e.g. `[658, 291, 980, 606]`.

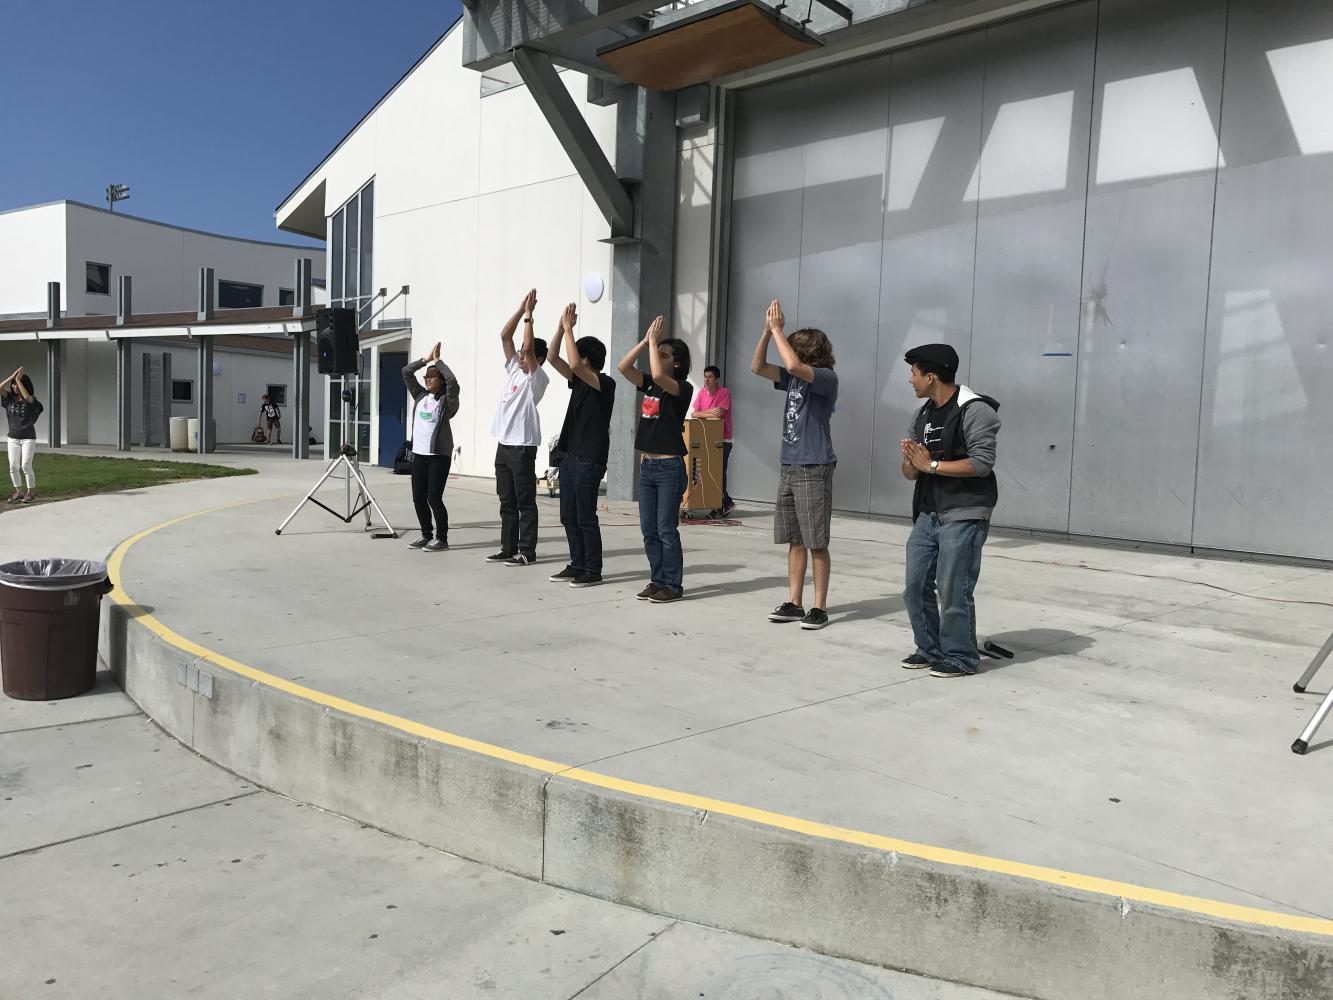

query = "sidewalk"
[0, 665, 1006, 999]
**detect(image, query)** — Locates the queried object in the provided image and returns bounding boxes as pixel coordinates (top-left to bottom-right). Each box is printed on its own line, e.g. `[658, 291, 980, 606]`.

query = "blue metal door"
[377, 351, 409, 467]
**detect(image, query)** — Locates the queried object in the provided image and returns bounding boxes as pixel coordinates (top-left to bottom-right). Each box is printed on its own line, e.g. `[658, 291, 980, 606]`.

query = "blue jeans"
[638, 457, 687, 590]
[903, 513, 990, 673]
[559, 457, 605, 573]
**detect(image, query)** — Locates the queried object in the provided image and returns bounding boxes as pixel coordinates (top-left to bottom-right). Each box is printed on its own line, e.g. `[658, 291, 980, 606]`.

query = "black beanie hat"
[904, 343, 959, 382]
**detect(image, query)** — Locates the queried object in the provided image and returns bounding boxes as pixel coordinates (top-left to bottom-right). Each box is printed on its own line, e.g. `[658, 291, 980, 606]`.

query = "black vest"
[912, 389, 999, 521]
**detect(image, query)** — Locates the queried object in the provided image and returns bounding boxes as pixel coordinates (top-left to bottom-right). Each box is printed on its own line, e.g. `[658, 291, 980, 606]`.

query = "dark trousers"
[410, 454, 451, 541]
[495, 443, 539, 557]
[559, 456, 605, 574]
[638, 456, 687, 590]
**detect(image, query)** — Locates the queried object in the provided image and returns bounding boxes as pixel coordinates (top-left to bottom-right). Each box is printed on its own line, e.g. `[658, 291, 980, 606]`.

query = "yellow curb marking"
[105, 497, 1333, 938]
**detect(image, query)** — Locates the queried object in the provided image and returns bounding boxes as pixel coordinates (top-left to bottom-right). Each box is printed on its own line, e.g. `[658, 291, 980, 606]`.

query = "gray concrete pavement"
[0, 685, 1012, 1000]
[88, 464, 1333, 920]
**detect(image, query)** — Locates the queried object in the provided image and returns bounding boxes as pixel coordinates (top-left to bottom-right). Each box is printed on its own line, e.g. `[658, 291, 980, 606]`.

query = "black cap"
[904, 343, 959, 381]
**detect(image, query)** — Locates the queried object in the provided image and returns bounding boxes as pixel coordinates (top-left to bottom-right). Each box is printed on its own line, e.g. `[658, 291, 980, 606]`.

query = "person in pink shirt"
[690, 364, 735, 516]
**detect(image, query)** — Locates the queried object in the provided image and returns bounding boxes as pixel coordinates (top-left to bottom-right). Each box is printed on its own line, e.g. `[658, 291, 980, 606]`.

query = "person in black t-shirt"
[3, 370, 43, 504]
[259, 394, 282, 444]
[547, 303, 616, 588]
[618, 315, 694, 604]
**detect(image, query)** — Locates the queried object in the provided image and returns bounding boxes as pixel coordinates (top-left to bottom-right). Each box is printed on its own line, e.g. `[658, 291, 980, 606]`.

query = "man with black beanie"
[899, 343, 1000, 678]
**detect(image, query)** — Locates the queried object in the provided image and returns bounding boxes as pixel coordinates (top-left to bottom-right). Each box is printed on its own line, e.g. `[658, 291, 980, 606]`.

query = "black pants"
[722, 441, 733, 507]
[411, 454, 451, 541]
[559, 456, 604, 574]
[495, 443, 539, 557]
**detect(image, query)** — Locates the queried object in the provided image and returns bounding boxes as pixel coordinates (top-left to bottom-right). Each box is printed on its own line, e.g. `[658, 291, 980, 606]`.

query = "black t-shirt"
[557, 374, 616, 465]
[262, 402, 280, 420]
[3, 394, 43, 441]
[635, 374, 693, 456]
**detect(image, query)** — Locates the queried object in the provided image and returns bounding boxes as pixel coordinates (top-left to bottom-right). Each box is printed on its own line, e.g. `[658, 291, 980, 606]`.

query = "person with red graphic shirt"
[618, 316, 694, 604]
[689, 364, 734, 516]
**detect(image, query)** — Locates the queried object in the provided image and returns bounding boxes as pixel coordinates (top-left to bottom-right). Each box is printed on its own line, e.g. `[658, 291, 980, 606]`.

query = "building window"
[266, 384, 287, 406]
[278, 288, 294, 306]
[86, 262, 110, 295]
[171, 379, 194, 403]
[328, 179, 373, 327]
[218, 280, 263, 309]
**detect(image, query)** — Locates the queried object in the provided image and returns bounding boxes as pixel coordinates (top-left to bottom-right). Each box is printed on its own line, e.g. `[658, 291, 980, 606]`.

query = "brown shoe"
[636, 583, 659, 601]
[648, 587, 683, 604]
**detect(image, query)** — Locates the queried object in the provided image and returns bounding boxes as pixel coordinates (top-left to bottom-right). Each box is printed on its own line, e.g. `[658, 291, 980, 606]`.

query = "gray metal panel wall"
[724, 76, 809, 506]
[871, 32, 986, 515]
[721, 0, 1333, 559]
[968, 3, 1097, 534]
[1069, 0, 1226, 544]
[1193, 0, 1333, 560]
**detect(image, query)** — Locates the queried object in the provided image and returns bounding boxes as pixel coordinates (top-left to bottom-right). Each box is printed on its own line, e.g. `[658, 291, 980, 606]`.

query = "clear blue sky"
[0, 0, 462, 247]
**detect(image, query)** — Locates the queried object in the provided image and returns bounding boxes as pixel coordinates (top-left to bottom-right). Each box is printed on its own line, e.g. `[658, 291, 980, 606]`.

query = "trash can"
[169, 415, 189, 451]
[0, 559, 113, 701]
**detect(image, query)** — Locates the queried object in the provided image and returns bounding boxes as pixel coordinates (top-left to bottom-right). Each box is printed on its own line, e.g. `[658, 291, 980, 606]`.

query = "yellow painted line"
[107, 499, 1333, 939]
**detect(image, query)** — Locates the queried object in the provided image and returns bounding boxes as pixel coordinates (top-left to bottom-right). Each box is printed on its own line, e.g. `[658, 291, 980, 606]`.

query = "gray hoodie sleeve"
[961, 402, 1000, 477]
[436, 362, 461, 420]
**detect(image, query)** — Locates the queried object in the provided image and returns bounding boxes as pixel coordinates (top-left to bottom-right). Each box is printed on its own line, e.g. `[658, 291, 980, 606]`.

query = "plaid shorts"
[774, 463, 836, 548]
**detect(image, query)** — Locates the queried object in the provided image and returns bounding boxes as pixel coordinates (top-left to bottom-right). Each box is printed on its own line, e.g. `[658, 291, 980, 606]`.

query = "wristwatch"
[929, 459, 940, 474]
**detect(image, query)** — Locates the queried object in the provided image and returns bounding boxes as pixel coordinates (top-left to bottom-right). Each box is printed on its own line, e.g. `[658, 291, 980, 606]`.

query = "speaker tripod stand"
[1291, 630, 1333, 755]
[275, 390, 397, 539]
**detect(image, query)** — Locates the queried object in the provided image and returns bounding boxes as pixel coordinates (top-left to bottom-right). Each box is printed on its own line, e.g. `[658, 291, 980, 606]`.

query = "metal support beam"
[197, 267, 215, 322]
[291, 332, 311, 460]
[161, 351, 172, 449]
[45, 340, 62, 448]
[117, 275, 133, 325]
[294, 258, 313, 318]
[606, 84, 680, 500]
[512, 46, 636, 239]
[196, 337, 214, 454]
[141, 352, 152, 447]
[46, 282, 60, 329]
[115, 339, 132, 452]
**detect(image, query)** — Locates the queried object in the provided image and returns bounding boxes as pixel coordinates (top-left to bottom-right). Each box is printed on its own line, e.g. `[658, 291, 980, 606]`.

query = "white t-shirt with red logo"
[490, 356, 549, 447]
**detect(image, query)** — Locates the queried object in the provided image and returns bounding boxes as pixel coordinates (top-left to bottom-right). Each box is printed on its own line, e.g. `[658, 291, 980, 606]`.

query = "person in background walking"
[689, 364, 735, 516]
[3, 369, 42, 505]
[899, 342, 1001, 678]
[402, 342, 461, 552]
[751, 300, 839, 631]
[488, 289, 550, 567]
[619, 316, 694, 604]
[260, 394, 282, 444]
[546, 303, 615, 588]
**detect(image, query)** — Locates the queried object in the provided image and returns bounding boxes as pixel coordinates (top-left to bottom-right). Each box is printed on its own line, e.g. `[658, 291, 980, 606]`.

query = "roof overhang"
[0, 306, 319, 343]
[276, 178, 327, 240]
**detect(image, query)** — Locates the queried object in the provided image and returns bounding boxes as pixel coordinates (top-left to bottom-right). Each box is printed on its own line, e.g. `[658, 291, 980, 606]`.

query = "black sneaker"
[549, 565, 579, 582]
[505, 554, 534, 567]
[929, 663, 971, 679]
[901, 654, 933, 670]
[408, 536, 431, 550]
[721, 500, 736, 517]
[569, 572, 602, 588]
[636, 583, 660, 601]
[649, 587, 683, 604]
[424, 538, 449, 552]
[5, 493, 20, 505]
[800, 608, 829, 630]
[768, 602, 805, 623]
[486, 551, 514, 563]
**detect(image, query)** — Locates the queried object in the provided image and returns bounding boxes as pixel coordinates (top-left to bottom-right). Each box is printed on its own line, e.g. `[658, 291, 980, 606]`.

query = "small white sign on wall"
[237, 393, 247, 404]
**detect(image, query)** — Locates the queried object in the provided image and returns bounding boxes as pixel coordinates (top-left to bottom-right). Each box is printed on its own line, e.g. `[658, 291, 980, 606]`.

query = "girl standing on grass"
[3, 369, 42, 504]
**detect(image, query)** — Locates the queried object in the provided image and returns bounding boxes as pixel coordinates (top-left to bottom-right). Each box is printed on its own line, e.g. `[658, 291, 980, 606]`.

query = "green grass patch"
[1, 453, 255, 509]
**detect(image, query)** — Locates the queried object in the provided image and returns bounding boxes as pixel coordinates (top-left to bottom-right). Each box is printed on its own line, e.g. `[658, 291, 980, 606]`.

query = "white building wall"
[63, 203, 325, 317]
[290, 26, 619, 476]
[0, 204, 67, 317]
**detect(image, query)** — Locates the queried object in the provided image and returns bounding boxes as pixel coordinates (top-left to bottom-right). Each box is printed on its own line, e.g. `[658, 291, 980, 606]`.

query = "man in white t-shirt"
[488, 288, 550, 567]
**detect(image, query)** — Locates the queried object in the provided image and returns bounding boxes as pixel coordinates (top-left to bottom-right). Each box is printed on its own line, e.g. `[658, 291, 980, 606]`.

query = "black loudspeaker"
[315, 307, 359, 375]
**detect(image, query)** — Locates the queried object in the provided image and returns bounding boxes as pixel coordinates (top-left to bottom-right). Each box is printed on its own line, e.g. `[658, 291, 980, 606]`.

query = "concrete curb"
[101, 601, 1333, 1000]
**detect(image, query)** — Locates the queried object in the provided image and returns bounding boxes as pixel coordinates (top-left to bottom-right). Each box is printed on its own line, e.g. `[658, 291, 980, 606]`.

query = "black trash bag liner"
[0, 559, 110, 590]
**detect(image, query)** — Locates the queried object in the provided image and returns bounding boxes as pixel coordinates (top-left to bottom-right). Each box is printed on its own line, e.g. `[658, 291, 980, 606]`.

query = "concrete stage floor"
[57, 456, 1332, 926]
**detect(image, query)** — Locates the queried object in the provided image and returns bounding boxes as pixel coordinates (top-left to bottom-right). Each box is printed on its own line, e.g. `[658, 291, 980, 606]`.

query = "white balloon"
[583, 273, 605, 303]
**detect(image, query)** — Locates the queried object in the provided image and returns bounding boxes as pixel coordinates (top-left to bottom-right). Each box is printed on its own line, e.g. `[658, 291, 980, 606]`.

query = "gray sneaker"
[424, 538, 449, 552]
[408, 536, 430, 549]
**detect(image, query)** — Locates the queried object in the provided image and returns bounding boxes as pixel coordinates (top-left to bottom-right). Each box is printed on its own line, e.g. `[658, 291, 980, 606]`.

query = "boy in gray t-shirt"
[750, 299, 839, 631]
